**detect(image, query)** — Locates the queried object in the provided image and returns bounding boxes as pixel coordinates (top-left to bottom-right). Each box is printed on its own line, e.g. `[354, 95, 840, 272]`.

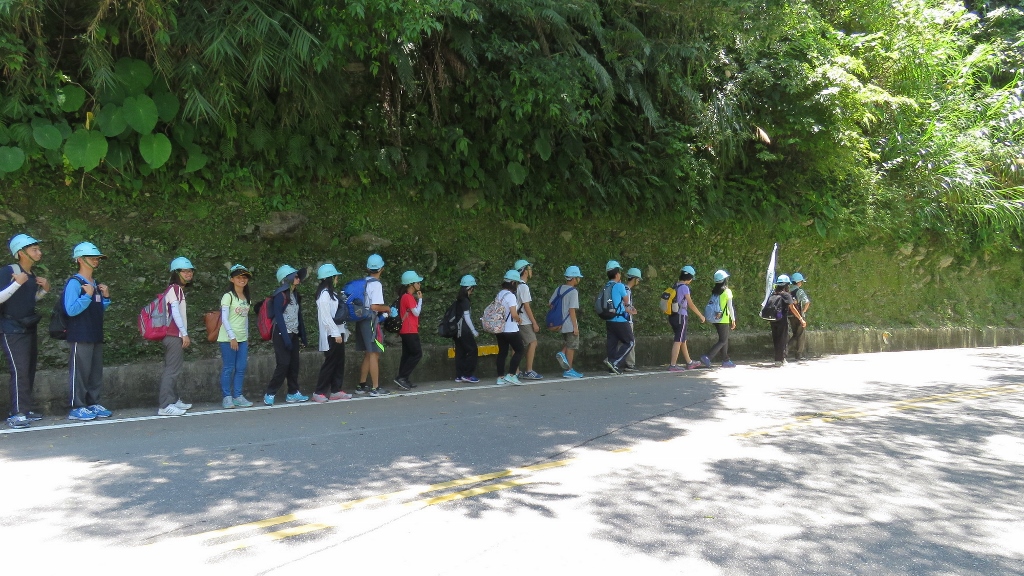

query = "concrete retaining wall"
[5, 326, 1023, 414]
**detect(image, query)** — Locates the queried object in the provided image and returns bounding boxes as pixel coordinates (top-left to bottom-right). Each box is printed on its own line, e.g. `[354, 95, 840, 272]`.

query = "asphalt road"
[2, 347, 1022, 575]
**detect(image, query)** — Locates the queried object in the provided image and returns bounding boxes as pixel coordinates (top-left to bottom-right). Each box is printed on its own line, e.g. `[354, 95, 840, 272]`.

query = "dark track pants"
[68, 341, 104, 408]
[398, 334, 422, 381]
[705, 323, 732, 362]
[2, 331, 37, 416]
[788, 316, 806, 360]
[605, 322, 635, 368]
[315, 339, 346, 395]
[495, 332, 524, 376]
[454, 331, 478, 379]
[770, 320, 790, 362]
[266, 332, 301, 395]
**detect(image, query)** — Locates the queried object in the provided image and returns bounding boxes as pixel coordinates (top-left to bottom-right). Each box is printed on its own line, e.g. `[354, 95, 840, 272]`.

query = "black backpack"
[760, 293, 786, 321]
[382, 296, 405, 333]
[594, 281, 619, 321]
[49, 276, 78, 340]
[437, 299, 460, 338]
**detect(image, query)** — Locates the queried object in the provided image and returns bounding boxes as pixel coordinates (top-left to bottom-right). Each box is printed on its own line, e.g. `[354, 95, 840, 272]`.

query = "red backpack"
[254, 296, 274, 341]
[139, 285, 182, 341]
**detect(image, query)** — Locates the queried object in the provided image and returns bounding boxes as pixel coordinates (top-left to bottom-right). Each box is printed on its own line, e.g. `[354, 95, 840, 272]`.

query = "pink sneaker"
[312, 393, 329, 403]
[668, 365, 685, 372]
[329, 391, 353, 401]
[686, 361, 702, 370]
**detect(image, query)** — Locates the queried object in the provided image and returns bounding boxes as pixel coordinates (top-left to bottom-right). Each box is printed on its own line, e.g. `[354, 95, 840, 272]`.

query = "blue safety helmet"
[791, 272, 806, 283]
[776, 274, 792, 285]
[605, 260, 622, 272]
[682, 265, 696, 276]
[72, 242, 105, 261]
[503, 269, 522, 283]
[276, 265, 299, 283]
[317, 263, 342, 280]
[714, 270, 730, 282]
[564, 266, 583, 278]
[514, 259, 531, 272]
[626, 267, 642, 280]
[229, 264, 252, 278]
[401, 270, 424, 285]
[366, 254, 385, 270]
[460, 275, 477, 287]
[170, 257, 194, 272]
[8, 234, 40, 258]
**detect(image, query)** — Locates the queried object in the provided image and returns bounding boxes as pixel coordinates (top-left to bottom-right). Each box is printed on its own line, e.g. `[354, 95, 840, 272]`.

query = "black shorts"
[669, 314, 689, 343]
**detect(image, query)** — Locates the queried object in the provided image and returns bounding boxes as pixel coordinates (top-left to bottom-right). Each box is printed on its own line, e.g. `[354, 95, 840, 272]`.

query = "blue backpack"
[342, 277, 378, 322]
[546, 286, 576, 331]
[704, 292, 724, 322]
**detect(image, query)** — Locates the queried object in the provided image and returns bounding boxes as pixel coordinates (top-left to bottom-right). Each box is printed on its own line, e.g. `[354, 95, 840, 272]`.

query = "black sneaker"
[369, 387, 391, 397]
[355, 383, 369, 394]
[25, 411, 44, 421]
[623, 365, 639, 373]
[393, 377, 411, 390]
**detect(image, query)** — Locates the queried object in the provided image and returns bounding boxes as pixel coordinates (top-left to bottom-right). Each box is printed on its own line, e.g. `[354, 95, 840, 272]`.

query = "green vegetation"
[1, 0, 1022, 247]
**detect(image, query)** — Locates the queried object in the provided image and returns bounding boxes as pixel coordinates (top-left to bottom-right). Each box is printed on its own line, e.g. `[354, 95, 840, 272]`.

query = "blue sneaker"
[463, 376, 480, 383]
[68, 407, 96, 421]
[521, 370, 543, 380]
[286, 392, 309, 403]
[700, 355, 711, 368]
[87, 404, 112, 418]
[264, 394, 275, 406]
[555, 351, 570, 371]
[563, 370, 582, 379]
[722, 360, 736, 368]
[6, 414, 30, 429]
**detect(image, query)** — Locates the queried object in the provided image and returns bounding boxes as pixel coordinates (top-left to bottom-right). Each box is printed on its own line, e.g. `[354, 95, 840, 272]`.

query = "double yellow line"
[737, 383, 1024, 438]
[171, 456, 591, 554]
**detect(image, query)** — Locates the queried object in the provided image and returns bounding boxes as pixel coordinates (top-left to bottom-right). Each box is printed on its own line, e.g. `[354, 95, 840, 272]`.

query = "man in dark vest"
[65, 242, 113, 421]
[1, 234, 50, 429]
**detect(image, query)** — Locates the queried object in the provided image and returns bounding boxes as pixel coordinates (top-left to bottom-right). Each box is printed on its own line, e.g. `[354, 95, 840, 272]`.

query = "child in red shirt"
[395, 270, 424, 389]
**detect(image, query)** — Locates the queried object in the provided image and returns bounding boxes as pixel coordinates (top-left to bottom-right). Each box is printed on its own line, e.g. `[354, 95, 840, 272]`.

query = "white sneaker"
[158, 405, 187, 416]
[505, 374, 522, 385]
[496, 377, 506, 385]
[174, 399, 192, 410]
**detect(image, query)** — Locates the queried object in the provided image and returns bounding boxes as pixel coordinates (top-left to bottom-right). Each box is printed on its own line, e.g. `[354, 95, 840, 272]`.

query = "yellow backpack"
[659, 285, 679, 315]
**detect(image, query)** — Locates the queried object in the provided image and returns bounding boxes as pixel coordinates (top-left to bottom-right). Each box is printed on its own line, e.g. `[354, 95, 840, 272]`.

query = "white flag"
[760, 243, 778, 312]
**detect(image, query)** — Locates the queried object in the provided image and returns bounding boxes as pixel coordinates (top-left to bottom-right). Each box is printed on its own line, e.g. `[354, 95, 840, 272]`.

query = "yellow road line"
[417, 479, 536, 507]
[228, 523, 334, 551]
[738, 383, 1024, 438]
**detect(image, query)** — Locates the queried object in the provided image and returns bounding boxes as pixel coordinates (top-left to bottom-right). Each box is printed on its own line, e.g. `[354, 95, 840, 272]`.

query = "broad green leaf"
[122, 95, 159, 134]
[96, 105, 128, 137]
[183, 150, 208, 173]
[105, 140, 132, 170]
[139, 133, 172, 169]
[33, 124, 63, 150]
[0, 125, 9, 145]
[54, 119, 72, 139]
[58, 85, 87, 112]
[64, 129, 108, 171]
[0, 146, 26, 172]
[173, 123, 195, 145]
[152, 92, 179, 122]
[115, 58, 153, 95]
[534, 136, 552, 161]
[507, 161, 528, 185]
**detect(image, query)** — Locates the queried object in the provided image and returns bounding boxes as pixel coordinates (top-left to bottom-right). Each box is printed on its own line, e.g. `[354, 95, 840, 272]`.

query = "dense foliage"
[1, 0, 1022, 246]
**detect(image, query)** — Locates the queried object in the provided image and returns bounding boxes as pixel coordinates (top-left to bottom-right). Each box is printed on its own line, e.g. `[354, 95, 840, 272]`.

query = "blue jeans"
[219, 341, 249, 397]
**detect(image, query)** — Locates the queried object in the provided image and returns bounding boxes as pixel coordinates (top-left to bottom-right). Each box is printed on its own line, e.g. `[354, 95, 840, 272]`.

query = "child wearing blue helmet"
[157, 257, 196, 416]
[453, 275, 480, 383]
[1, 234, 51, 428]
[64, 242, 112, 421]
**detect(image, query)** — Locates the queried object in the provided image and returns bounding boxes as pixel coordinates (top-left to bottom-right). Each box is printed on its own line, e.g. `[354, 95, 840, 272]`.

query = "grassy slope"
[1, 187, 1021, 370]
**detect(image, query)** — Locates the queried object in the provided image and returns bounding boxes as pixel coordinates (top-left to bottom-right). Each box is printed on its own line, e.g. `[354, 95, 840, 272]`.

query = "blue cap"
[605, 260, 622, 272]
[366, 254, 385, 270]
[8, 234, 40, 258]
[514, 259, 531, 271]
[714, 270, 729, 282]
[170, 257, 194, 272]
[776, 274, 791, 285]
[681, 265, 696, 276]
[791, 272, 805, 283]
[503, 269, 522, 282]
[72, 242, 105, 260]
[317, 263, 342, 280]
[626, 267, 642, 279]
[460, 275, 477, 287]
[276, 265, 298, 283]
[564, 266, 583, 278]
[229, 264, 252, 278]
[401, 270, 424, 285]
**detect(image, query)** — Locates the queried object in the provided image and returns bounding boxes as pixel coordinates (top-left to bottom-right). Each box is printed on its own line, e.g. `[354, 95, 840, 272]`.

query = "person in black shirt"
[769, 275, 805, 366]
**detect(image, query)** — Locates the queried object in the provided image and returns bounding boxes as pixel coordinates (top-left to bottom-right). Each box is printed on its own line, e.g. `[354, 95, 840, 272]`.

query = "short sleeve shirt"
[365, 277, 384, 306]
[218, 292, 250, 342]
[498, 289, 519, 333]
[516, 283, 533, 326]
[675, 283, 690, 316]
[778, 291, 795, 319]
[608, 282, 629, 323]
[549, 285, 579, 334]
[399, 293, 420, 334]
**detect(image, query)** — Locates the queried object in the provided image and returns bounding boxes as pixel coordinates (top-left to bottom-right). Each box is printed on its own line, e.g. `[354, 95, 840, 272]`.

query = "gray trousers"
[625, 321, 636, 367]
[3, 331, 38, 415]
[68, 341, 104, 408]
[160, 336, 184, 409]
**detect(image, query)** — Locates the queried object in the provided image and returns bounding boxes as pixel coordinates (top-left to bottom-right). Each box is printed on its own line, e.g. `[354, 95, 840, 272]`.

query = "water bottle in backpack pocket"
[594, 282, 618, 320]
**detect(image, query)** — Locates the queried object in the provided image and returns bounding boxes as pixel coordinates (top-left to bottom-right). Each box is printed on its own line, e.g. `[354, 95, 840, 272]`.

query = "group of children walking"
[1, 233, 811, 429]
